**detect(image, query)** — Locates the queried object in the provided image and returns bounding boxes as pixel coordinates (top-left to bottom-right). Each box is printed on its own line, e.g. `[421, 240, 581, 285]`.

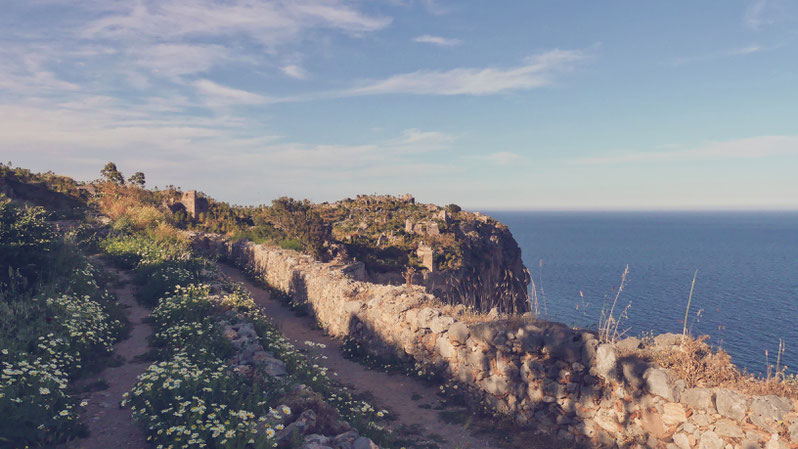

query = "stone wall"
[191, 233, 798, 449]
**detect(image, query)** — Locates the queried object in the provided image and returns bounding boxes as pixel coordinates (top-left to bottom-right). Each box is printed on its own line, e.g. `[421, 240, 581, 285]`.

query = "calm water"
[489, 211, 798, 375]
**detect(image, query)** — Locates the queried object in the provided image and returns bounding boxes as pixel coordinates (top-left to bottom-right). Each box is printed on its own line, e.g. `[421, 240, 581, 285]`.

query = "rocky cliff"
[316, 194, 531, 314]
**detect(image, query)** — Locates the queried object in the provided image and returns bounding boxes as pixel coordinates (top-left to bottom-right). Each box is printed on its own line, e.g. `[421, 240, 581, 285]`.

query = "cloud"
[729, 44, 764, 55]
[472, 152, 525, 165]
[134, 43, 229, 77]
[281, 64, 309, 79]
[193, 79, 270, 105]
[413, 35, 461, 47]
[82, 0, 391, 44]
[744, 0, 774, 29]
[572, 135, 798, 165]
[344, 49, 587, 96]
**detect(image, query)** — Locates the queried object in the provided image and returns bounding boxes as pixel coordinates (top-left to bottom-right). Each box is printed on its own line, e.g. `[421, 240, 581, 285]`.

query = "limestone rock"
[447, 322, 469, 344]
[715, 389, 749, 422]
[429, 315, 454, 334]
[673, 432, 691, 449]
[750, 395, 792, 430]
[698, 430, 724, 449]
[435, 336, 457, 360]
[681, 387, 714, 412]
[595, 343, 617, 380]
[714, 419, 744, 438]
[644, 367, 675, 401]
[662, 402, 688, 426]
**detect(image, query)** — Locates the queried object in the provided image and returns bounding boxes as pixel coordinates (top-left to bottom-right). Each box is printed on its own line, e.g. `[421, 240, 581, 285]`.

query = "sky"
[1, 0, 797, 210]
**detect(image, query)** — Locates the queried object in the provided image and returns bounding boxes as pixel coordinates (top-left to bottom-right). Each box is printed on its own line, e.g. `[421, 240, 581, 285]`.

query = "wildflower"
[80, 401, 88, 407]
[39, 387, 50, 395]
[59, 410, 69, 417]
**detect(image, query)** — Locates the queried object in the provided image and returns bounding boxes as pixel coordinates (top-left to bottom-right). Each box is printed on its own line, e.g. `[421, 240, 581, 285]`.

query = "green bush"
[0, 195, 57, 286]
[134, 259, 209, 306]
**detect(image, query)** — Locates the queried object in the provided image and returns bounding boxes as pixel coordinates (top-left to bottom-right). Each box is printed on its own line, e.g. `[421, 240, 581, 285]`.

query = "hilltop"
[0, 163, 531, 314]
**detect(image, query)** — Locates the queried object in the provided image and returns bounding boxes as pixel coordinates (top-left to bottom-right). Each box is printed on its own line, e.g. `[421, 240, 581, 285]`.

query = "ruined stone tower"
[181, 190, 199, 219]
[416, 243, 435, 273]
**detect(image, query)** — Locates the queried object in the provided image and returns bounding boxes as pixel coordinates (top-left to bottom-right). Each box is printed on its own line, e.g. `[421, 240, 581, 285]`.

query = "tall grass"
[598, 264, 631, 343]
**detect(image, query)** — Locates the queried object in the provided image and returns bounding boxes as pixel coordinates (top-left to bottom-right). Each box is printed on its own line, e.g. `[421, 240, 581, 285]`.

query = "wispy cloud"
[193, 79, 271, 105]
[666, 43, 773, 65]
[343, 49, 587, 96]
[413, 35, 461, 47]
[572, 135, 798, 165]
[744, 0, 774, 29]
[281, 64, 309, 79]
[82, 1, 391, 43]
[729, 44, 764, 55]
[472, 151, 525, 165]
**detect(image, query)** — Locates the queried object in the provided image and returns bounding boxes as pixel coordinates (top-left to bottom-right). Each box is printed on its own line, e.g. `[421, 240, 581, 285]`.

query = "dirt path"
[219, 264, 499, 449]
[66, 270, 151, 449]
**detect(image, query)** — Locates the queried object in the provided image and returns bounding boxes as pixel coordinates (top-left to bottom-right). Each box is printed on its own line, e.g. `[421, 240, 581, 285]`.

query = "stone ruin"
[191, 233, 798, 449]
[167, 190, 209, 219]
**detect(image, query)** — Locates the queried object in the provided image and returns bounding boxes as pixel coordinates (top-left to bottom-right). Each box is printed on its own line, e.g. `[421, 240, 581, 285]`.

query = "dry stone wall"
[191, 233, 798, 449]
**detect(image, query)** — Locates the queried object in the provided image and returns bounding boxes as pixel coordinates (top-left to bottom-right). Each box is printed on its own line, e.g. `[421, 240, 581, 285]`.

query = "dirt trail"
[65, 270, 151, 449]
[219, 263, 499, 449]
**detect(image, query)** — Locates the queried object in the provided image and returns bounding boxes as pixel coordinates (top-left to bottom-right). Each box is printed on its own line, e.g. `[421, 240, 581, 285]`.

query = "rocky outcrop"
[192, 233, 797, 448]
[321, 195, 531, 314]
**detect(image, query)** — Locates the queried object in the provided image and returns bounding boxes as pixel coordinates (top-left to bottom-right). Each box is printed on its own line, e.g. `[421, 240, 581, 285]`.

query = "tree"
[128, 171, 146, 187]
[268, 197, 330, 259]
[100, 162, 125, 185]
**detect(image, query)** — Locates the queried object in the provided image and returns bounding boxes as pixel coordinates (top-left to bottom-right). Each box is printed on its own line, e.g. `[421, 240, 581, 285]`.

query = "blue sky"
[1, 0, 797, 210]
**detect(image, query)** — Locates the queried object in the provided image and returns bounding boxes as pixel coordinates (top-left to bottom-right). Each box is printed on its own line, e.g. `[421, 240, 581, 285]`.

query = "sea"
[489, 211, 798, 375]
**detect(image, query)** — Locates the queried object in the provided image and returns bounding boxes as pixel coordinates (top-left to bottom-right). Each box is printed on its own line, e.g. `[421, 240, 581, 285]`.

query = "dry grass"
[643, 335, 798, 399]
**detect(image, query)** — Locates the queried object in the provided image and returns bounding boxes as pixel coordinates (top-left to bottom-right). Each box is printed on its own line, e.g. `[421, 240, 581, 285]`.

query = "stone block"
[698, 430, 724, 449]
[448, 322, 469, 344]
[644, 367, 674, 401]
[750, 395, 792, 430]
[681, 387, 714, 412]
[594, 343, 617, 380]
[715, 389, 749, 422]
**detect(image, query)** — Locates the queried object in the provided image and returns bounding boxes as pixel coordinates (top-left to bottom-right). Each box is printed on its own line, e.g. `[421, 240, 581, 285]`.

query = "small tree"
[128, 171, 146, 187]
[100, 162, 125, 185]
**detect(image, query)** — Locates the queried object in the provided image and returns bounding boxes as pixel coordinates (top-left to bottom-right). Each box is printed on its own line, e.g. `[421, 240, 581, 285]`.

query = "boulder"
[447, 322, 470, 344]
[673, 432, 691, 449]
[429, 315, 455, 334]
[715, 389, 749, 422]
[681, 388, 714, 412]
[713, 419, 744, 438]
[662, 402, 688, 426]
[435, 336, 457, 360]
[644, 368, 674, 401]
[594, 344, 617, 380]
[698, 431, 724, 449]
[750, 395, 792, 430]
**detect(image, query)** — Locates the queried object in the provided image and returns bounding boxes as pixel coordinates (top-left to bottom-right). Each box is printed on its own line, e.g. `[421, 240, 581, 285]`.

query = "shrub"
[0, 195, 57, 285]
[0, 355, 87, 447]
[124, 353, 286, 449]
